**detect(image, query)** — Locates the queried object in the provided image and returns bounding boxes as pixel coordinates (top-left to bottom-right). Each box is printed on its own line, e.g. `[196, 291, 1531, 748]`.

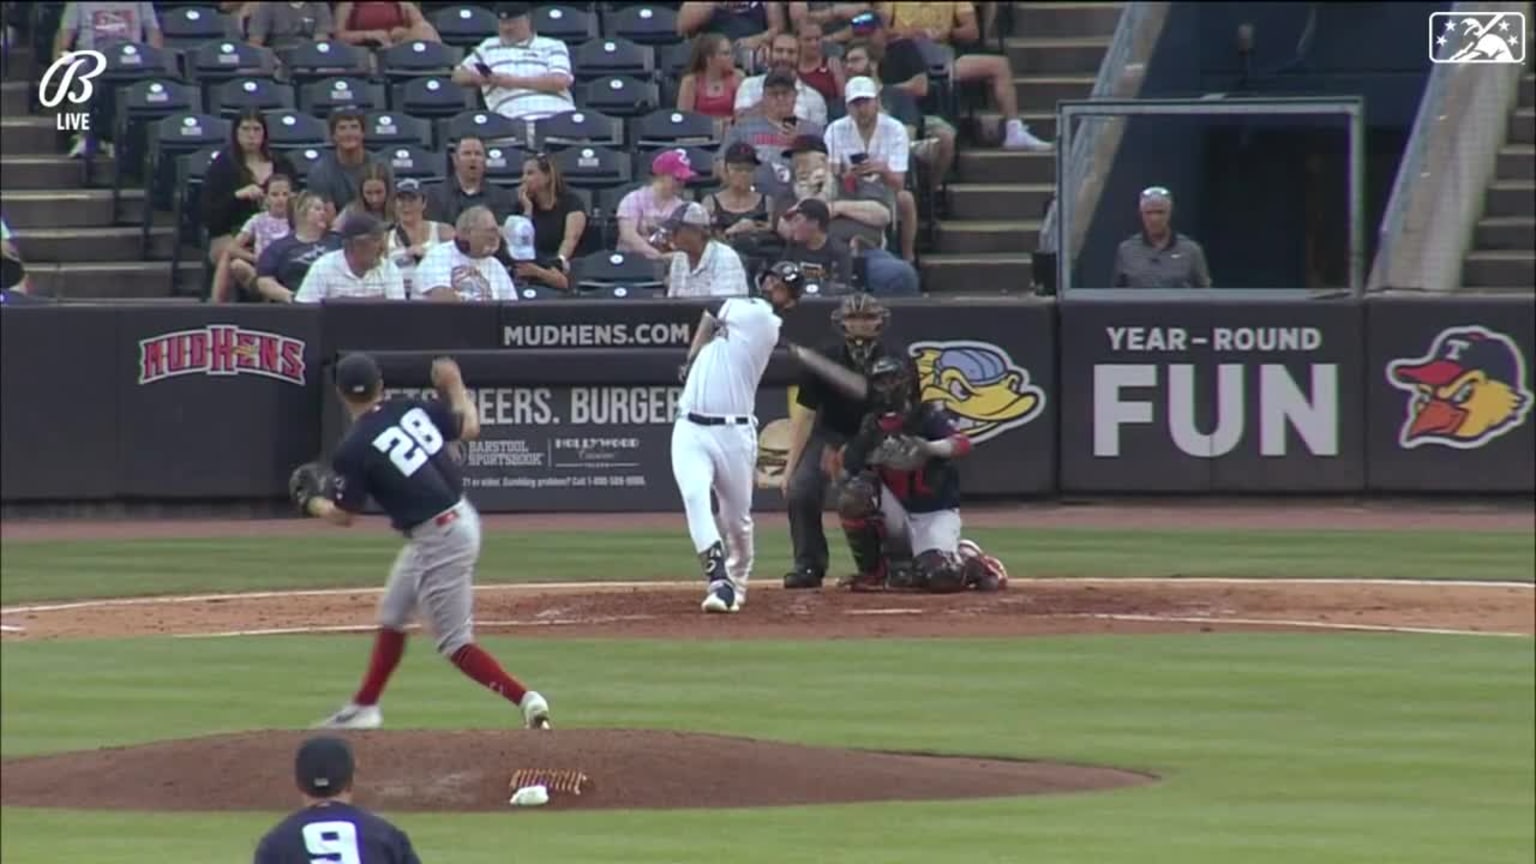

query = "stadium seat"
[516, 284, 566, 301]
[570, 250, 666, 295]
[432, 4, 497, 48]
[550, 145, 632, 190]
[145, 115, 229, 213]
[299, 76, 387, 117]
[634, 144, 715, 190]
[183, 41, 275, 84]
[587, 181, 641, 246]
[373, 144, 448, 184]
[570, 38, 654, 81]
[914, 40, 956, 116]
[209, 78, 296, 118]
[533, 5, 598, 45]
[263, 109, 329, 150]
[440, 110, 526, 149]
[363, 111, 433, 148]
[281, 40, 373, 86]
[159, 5, 230, 50]
[603, 4, 681, 46]
[111, 78, 201, 187]
[578, 76, 659, 117]
[87, 43, 180, 181]
[377, 39, 464, 78]
[285, 146, 330, 181]
[657, 41, 693, 79]
[391, 76, 477, 120]
[630, 108, 717, 147]
[169, 144, 223, 261]
[536, 109, 623, 149]
[484, 144, 527, 188]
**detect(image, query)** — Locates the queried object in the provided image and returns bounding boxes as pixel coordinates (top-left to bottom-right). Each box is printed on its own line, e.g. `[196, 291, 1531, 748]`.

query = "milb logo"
[138, 325, 307, 386]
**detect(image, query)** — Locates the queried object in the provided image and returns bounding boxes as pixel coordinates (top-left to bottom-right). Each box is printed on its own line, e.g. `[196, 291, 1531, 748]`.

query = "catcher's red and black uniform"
[842, 404, 970, 514]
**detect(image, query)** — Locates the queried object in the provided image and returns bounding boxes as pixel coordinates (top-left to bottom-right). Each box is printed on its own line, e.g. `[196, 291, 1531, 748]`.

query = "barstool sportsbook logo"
[1429, 11, 1525, 63]
[38, 49, 107, 132]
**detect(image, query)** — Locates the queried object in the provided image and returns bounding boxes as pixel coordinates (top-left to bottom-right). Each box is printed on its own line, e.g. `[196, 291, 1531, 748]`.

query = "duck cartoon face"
[909, 340, 1045, 444]
[1386, 326, 1533, 449]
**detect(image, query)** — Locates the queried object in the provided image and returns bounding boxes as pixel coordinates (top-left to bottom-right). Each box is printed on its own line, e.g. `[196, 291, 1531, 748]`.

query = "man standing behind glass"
[1112, 186, 1213, 289]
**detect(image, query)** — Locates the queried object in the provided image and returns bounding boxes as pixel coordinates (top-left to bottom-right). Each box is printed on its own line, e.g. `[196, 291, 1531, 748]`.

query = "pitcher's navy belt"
[686, 412, 752, 426]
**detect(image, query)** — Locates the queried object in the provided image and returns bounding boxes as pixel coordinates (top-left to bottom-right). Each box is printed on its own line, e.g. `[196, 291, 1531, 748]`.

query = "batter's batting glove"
[288, 462, 332, 516]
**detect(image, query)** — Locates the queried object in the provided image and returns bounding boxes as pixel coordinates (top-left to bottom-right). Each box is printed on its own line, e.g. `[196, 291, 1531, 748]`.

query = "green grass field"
[2, 527, 1533, 863]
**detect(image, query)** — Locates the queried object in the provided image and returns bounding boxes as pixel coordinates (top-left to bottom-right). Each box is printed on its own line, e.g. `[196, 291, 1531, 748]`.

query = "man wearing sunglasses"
[1111, 186, 1213, 289]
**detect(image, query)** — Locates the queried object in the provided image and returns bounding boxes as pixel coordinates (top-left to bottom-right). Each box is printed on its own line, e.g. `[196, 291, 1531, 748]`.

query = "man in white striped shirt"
[294, 214, 407, 302]
[451, 2, 575, 127]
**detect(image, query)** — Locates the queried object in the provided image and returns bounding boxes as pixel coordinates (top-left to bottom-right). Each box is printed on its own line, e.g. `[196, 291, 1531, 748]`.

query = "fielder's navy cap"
[336, 353, 382, 396]
[296, 736, 355, 798]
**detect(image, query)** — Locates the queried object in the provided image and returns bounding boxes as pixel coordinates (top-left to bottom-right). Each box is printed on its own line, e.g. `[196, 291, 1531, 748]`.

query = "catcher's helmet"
[832, 292, 889, 368]
[867, 354, 914, 413]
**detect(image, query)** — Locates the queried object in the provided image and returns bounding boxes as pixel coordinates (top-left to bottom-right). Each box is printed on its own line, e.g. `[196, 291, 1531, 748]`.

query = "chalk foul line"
[1061, 613, 1531, 639]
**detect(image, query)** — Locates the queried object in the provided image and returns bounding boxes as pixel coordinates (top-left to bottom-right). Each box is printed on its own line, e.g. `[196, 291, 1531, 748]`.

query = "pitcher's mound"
[1, 729, 1155, 812]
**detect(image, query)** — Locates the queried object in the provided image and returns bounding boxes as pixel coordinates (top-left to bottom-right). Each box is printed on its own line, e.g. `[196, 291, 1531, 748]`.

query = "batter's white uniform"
[671, 296, 783, 604]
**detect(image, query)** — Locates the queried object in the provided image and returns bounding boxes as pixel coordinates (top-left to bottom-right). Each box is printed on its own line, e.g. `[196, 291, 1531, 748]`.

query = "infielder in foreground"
[832, 356, 1008, 593]
[291, 352, 552, 730]
[674, 260, 806, 613]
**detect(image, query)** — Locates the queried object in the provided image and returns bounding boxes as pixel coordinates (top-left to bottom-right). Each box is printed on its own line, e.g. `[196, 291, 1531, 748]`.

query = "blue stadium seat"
[439, 110, 525, 149]
[577, 75, 659, 117]
[657, 41, 692, 79]
[535, 109, 623, 149]
[145, 113, 229, 213]
[159, 5, 231, 50]
[111, 78, 201, 187]
[603, 4, 681, 46]
[285, 146, 330, 181]
[299, 76, 387, 117]
[183, 41, 275, 84]
[484, 144, 527, 188]
[281, 40, 373, 86]
[570, 37, 654, 81]
[634, 144, 715, 190]
[377, 40, 464, 78]
[209, 77, 295, 118]
[432, 4, 497, 48]
[570, 250, 666, 296]
[533, 5, 599, 45]
[551, 145, 632, 190]
[391, 76, 477, 120]
[373, 144, 448, 184]
[630, 108, 717, 147]
[88, 42, 180, 178]
[169, 144, 224, 257]
[363, 111, 434, 148]
[263, 109, 329, 150]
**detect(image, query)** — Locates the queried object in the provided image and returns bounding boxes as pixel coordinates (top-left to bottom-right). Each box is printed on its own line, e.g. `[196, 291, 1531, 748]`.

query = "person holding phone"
[823, 75, 919, 261]
[732, 31, 828, 125]
[716, 70, 824, 204]
[450, 2, 575, 125]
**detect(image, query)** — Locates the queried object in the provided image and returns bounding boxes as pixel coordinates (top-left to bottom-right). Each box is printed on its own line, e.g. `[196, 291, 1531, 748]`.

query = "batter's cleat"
[315, 703, 382, 730]
[520, 691, 552, 730]
[701, 579, 741, 613]
[783, 567, 824, 589]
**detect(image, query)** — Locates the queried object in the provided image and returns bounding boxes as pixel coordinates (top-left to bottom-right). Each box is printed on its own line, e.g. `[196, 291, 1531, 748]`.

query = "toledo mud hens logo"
[1386, 325, 1532, 449]
[139, 325, 307, 386]
[909, 340, 1044, 444]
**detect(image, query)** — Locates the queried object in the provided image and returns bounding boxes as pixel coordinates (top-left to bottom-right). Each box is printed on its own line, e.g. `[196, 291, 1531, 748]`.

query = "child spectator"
[212, 173, 295, 302]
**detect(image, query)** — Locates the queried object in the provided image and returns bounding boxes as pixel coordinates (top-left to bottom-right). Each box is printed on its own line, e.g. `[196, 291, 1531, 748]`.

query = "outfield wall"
[2, 295, 1531, 508]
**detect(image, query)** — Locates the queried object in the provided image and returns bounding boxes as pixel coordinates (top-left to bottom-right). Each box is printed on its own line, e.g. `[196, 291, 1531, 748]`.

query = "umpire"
[253, 736, 421, 864]
[782, 293, 900, 589]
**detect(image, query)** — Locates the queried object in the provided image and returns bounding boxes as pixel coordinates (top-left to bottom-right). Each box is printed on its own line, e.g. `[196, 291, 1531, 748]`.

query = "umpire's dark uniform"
[785, 338, 900, 587]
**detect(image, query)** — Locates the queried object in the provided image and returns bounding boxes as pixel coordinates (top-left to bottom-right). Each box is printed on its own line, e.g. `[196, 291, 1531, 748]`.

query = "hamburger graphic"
[756, 418, 794, 488]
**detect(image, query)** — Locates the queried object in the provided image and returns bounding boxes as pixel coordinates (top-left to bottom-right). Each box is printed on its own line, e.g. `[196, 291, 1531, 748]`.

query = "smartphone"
[475, 61, 494, 77]
[850, 153, 869, 165]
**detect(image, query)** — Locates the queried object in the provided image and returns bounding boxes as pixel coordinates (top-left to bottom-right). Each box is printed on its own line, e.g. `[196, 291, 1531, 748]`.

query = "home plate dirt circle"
[0, 729, 1156, 812]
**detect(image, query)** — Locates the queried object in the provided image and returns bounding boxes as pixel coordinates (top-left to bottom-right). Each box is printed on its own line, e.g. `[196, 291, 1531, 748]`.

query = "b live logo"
[1093, 363, 1340, 458]
[39, 50, 107, 131]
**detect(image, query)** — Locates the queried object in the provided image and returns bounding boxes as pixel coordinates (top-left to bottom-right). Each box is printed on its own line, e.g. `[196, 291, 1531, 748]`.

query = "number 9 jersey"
[330, 397, 466, 532]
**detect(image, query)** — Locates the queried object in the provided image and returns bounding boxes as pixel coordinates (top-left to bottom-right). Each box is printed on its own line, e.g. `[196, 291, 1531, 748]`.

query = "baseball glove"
[288, 461, 332, 515]
[869, 435, 929, 471]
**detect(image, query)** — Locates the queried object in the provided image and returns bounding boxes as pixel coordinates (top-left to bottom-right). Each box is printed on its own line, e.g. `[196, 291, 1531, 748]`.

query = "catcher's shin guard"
[839, 516, 887, 591]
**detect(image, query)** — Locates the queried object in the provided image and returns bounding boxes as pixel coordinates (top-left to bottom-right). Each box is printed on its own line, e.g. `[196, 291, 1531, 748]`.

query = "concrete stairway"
[919, 1, 1121, 294]
[1462, 71, 1536, 292]
[0, 56, 192, 299]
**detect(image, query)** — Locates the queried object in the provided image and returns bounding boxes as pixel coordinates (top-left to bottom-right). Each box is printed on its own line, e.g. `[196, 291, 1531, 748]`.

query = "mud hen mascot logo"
[909, 341, 1044, 444]
[1385, 325, 1533, 449]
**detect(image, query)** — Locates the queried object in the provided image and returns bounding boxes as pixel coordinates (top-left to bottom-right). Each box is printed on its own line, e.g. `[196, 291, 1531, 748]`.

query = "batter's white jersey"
[678, 297, 781, 417]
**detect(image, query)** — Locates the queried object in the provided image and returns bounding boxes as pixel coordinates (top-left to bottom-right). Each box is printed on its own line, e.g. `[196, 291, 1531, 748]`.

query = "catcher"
[833, 355, 1008, 593]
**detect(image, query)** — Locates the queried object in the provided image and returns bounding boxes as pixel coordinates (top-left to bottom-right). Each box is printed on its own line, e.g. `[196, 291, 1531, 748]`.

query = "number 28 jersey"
[254, 801, 420, 864]
[331, 397, 465, 532]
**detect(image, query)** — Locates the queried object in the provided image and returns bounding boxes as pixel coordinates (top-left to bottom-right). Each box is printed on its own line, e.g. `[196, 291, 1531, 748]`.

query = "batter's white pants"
[671, 417, 757, 599]
[880, 486, 962, 556]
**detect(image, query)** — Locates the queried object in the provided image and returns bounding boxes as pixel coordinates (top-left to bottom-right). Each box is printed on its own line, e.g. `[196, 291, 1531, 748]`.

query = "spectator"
[778, 197, 852, 290]
[677, 33, 742, 124]
[211, 172, 294, 303]
[255, 191, 341, 302]
[617, 149, 696, 260]
[704, 141, 780, 264]
[219, 1, 253, 38]
[734, 32, 827, 125]
[252, 736, 421, 864]
[678, 1, 782, 52]
[338, 162, 395, 232]
[246, 1, 333, 52]
[788, 2, 867, 44]
[53, 1, 163, 158]
[202, 108, 297, 280]
[843, 39, 952, 197]
[306, 107, 380, 214]
[508, 152, 586, 290]
[295, 212, 405, 301]
[414, 206, 516, 302]
[717, 69, 821, 201]
[795, 20, 844, 109]
[0, 215, 33, 294]
[386, 177, 454, 298]
[871, 3, 1050, 150]
[425, 135, 517, 226]
[452, 2, 575, 128]
[663, 202, 750, 298]
[824, 76, 917, 262]
[1112, 186, 1213, 289]
[334, 1, 438, 48]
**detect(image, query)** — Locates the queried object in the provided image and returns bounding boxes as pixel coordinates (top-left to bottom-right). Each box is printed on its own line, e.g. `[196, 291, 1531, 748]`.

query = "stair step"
[1512, 108, 1535, 146]
[1011, 2, 1125, 38]
[0, 116, 65, 155]
[0, 155, 116, 189]
[0, 189, 149, 229]
[1496, 144, 1534, 182]
[935, 219, 1043, 254]
[955, 149, 1057, 184]
[15, 227, 176, 263]
[1004, 36, 1113, 75]
[1473, 216, 1535, 251]
[1485, 179, 1535, 218]
[1014, 75, 1096, 113]
[24, 261, 204, 299]
[1461, 250, 1535, 291]
[947, 183, 1056, 220]
[1, 81, 29, 116]
[1521, 74, 1534, 110]
[919, 253, 1035, 294]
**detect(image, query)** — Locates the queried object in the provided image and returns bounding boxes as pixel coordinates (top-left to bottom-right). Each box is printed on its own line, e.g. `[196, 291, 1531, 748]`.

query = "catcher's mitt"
[289, 461, 333, 515]
[868, 435, 929, 471]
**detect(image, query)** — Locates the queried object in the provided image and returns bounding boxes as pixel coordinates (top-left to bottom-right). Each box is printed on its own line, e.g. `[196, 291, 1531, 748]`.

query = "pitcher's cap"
[336, 352, 382, 396]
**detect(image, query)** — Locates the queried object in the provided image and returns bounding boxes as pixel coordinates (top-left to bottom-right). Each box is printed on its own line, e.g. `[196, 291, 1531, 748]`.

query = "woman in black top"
[200, 108, 295, 274]
[510, 153, 588, 291]
[705, 141, 780, 265]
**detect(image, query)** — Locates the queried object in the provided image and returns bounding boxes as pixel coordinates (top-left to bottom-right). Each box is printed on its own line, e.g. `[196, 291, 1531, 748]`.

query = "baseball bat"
[786, 342, 867, 401]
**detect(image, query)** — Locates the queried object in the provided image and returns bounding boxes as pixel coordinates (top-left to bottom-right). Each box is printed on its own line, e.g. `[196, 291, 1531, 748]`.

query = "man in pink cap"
[617, 149, 697, 259]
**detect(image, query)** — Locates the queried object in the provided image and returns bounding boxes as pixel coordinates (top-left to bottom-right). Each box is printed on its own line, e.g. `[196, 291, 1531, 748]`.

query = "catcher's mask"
[832, 292, 889, 369]
[867, 355, 913, 414]
[757, 260, 806, 309]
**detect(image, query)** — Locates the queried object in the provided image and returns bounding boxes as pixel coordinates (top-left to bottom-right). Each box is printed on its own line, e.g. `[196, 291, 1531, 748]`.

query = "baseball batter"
[291, 352, 551, 731]
[673, 261, 806, 613]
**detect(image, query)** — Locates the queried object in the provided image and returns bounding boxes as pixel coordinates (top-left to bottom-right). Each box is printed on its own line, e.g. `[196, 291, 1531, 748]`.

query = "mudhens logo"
[1385, 325, 1532, 449]
[910, 340, 1044, 444]
[139, 325, 307, 386]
